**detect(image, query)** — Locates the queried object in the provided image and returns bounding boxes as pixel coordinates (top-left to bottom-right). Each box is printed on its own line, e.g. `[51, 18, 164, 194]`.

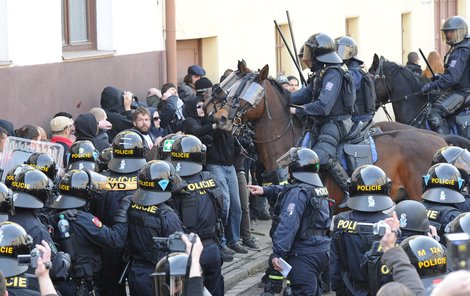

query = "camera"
[153, 232, 187, 253]
[355, 220, 388, 236]
[445, 232, 470, 270]
[17, 248, 43, 269]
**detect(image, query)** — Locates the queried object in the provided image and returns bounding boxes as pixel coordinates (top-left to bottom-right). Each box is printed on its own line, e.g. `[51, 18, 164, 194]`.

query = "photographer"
[34, 240, 58, 296]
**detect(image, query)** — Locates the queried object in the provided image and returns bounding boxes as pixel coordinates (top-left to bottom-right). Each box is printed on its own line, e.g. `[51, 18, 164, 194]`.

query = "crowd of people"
[0, 13, 470, 296]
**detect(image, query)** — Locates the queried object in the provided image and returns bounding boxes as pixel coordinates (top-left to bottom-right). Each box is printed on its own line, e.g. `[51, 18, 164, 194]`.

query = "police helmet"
[422, 163, 465, 204]
[51, 169, 106, 209]
[10, 167, 53, 209]
[395, 200, 430, 233]
[132, 160, 175, 206]
[447, 212, 470, 235]
[335, 36, 359, 62]
[170, 135, 206, 177]
[277, 147, 323, 186]
[156, 134, 184, 161]
[25, 152, 58, 181]
[0, 221, 33, 277]
[153, 252, 189, 296]
[442, 16, 468, 45]
[432, 146, 470, 173]
[108, 130, 148, 174]
[0, 182, 14, 222]
[305, 33, 343, 64]
[66, 140, 99, 172]
[97, 147, 113, 172]
[400, 235, 447, 285]
[4, 164, 34, 189]
[347, 165, 394, 212]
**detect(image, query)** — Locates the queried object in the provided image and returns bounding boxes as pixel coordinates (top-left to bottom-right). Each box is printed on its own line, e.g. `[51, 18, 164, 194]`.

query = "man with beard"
[132, 107, 156, 148]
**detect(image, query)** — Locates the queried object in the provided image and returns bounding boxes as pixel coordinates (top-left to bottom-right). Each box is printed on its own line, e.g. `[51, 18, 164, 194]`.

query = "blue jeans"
[207, 164, 241, 246]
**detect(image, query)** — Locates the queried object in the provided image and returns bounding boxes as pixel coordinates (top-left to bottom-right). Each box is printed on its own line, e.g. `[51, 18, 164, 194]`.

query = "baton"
[419, 48, 436, 79]
[274, 20, 307, 86]
[286, 11, 301, 70]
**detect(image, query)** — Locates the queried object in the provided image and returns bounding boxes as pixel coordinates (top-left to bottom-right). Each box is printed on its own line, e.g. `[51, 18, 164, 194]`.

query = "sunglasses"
[153, 117, 161, 121]
[196, 105, 204, 109]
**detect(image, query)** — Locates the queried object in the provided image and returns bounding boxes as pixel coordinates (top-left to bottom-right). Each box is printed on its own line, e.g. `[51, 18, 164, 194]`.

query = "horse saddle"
[338, 121, 378, 175]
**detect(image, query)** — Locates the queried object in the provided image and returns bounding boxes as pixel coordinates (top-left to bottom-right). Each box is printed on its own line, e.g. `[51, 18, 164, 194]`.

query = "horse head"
[369, 54, 392, 107]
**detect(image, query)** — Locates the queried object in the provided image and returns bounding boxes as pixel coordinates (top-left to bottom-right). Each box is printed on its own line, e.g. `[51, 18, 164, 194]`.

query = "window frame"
[62, 0, 97, 51]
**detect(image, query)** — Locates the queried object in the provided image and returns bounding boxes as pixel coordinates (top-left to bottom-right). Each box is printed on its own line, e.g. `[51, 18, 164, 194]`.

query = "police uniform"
[422, 16, 470, 134]
[49, 169, 128, 296]
[330, 165, 394, 296]
[127, 160, 184, 296]
[170, 135, 224, 296]
[92, 130, 147, 296]
[6, 274, 41, 296]
[421, 163, 465, 246]
[262, 148, 331, 296]
[291, 33, 354, 203]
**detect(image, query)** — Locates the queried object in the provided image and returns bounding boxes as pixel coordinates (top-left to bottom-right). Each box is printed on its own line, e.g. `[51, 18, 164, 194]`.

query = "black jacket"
[100, 86, 133, 142]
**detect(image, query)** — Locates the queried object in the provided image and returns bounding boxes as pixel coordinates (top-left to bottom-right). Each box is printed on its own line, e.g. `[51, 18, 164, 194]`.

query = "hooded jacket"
[75, 113, 110, 152]
[100, 86, 133, 142]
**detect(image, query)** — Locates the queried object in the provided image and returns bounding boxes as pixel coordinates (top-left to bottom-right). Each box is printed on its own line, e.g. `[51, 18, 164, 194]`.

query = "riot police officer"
[0, 182, 14, 222]
[395, 200, 436, 239]
[170, 135, 224, 296]
[65, 140, 100, 172]
[447, 212, 470, 234]
[6, 166, 71, 283]
[421, 16, 470, 134]
[49, 169, 129, 295]
[290, 33, 355, 207]
[0, 221, 41, 295]
[25, 152, 59, 182]
[335, 36, 376, 123]
[421, 163, 464, 245]
[330, 164, 394, 296]
[432, 146, 470, 212]
[93, 129, 148, 296]
[127, 160, 184, 296]
[249, 147, 331, 295]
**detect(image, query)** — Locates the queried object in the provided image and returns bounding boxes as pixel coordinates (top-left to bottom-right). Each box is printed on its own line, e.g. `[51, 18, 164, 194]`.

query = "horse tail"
[442, 134, 470, 150]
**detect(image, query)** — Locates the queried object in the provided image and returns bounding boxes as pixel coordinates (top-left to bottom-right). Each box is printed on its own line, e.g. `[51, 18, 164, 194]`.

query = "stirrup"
[337, 191, 350, 209]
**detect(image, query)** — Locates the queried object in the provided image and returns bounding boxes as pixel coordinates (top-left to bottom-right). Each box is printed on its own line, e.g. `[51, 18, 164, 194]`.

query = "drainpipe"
[165, 0, 177, 85]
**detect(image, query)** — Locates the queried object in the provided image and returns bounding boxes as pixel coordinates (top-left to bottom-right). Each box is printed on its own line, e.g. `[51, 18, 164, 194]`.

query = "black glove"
[421, 82, 436, 94]
[114, 195, 132, 224]
[431, 74, 441, 82]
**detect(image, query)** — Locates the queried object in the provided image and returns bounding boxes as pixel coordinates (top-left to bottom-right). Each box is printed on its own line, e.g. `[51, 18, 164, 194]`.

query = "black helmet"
[97, 147, 113, 172]
[10, 167, 53, 209]
[51, 169, 107, 209]
[395, 200, 430, 233]
[0, 221, 33, 277]
[347, 165, 394, 212]
[441, 16, 468, 45]
[432, 146, 470, 173]
[422, 163, 465, 204]
[305, 33, 343, 64]
[277, 147, 323, 186]
[25, 152, 58, 181]
[132, 160, 175, 206]
[4, 164, 34, 189]
[153, 252, 189, 296]
[156, 133, 184, 161]
[170, 135, 206, 177]
[334, 36, 359, 61]
[0, 182, 14, 222]
[400, 235, 447, 284]
[447, 212, 470, 234]
[108, 130, 147, 174]
[66, 140, 99, 172]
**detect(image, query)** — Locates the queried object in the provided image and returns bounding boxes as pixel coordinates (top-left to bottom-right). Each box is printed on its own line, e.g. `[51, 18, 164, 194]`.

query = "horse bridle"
[373, 57, 395, 121]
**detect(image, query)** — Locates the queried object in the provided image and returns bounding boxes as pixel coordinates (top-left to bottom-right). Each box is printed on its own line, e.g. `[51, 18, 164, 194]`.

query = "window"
[61, 0, 96, 51]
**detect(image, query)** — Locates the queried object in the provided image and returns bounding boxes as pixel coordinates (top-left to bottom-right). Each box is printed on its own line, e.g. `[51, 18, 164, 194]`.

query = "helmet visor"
[442, 28, 467, 45]
[276, 148, 298, 168]
[453, 149, 470, 172]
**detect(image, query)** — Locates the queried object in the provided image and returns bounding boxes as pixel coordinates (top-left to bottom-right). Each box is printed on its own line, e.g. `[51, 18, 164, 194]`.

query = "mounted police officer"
[330, 164, 394, 296]
[94, 129, 147, 296]
[421, 163, 464, 245]
[421, 16, 470, 134]
[6, 166, 71, 284]
[49, 169, 129, 296]
[290, 33, 355, 206]
[432, 146, 470, 212]
[335, 36, 376, 123]
[249, 147, 331, 295]
[126, 160, 184, 296]
[169, 135, 224, 296]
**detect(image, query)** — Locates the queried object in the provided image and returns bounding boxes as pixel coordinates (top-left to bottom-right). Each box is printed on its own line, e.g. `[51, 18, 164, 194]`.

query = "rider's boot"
[324, 159, 350, 208]
[428, 113, 450, 135]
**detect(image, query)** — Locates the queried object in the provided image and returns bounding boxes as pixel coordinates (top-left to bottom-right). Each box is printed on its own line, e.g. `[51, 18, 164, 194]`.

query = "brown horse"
[210, 62, 448, 206]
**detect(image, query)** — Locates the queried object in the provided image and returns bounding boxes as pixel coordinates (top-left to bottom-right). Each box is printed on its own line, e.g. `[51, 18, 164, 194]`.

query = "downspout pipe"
[165, 0, 177, 85]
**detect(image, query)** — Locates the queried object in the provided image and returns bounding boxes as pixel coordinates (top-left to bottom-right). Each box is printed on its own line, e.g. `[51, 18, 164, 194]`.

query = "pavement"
[222, 218, 272, 294]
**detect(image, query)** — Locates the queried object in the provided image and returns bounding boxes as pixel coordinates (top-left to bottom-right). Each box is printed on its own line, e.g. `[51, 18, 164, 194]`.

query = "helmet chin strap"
[310, 60, 324, 72]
